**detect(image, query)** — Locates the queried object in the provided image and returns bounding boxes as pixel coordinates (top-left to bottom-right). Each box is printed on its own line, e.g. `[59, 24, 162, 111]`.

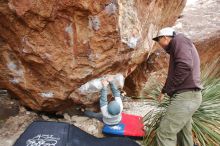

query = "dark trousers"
[84, 110, 103, 122]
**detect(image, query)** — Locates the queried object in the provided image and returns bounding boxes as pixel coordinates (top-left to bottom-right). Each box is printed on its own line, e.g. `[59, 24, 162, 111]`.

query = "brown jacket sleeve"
[171, 38, 193, 87]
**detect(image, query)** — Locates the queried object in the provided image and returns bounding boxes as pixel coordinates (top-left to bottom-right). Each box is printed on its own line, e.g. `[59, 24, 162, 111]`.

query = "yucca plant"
[142, 59, 220, 146]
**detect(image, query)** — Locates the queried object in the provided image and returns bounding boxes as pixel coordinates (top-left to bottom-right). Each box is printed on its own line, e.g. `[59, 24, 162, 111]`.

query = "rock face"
[125, 0, 220, 97]
[124, 48, 169, 96]
[173, 0, 220, 65]
[0, 0, 186, 111]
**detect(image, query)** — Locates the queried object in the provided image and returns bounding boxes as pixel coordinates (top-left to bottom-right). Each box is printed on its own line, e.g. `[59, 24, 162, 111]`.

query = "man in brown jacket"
[152, 27, 202, 146]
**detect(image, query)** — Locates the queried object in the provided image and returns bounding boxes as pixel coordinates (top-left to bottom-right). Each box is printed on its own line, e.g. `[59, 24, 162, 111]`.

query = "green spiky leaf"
[142, 59, 220, 146]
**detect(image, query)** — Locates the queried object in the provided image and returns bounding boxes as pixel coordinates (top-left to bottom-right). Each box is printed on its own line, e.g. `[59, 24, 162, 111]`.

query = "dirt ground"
[0, 91, 153, 146]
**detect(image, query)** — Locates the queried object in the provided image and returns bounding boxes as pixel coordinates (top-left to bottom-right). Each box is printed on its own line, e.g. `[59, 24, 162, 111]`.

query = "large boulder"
[125, 0, 220, 97]
[124, 48, 169, 96]
[0, 0, 186, 111]
[173, 0, 220, 65]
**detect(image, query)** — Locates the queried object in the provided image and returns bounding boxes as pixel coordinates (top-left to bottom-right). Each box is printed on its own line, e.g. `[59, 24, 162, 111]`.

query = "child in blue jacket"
[84, 77, 123, 125]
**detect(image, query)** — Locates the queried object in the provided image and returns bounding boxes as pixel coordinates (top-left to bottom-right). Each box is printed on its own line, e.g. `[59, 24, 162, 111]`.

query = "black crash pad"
[13, 121, 140, 146]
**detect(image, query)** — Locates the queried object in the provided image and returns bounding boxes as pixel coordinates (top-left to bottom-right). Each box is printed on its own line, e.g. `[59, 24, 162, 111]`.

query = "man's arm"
[99, 86, 115, 118]
[172, 38, 193, 87]
[100, 80, 116, 118]
[99, 87, 108, 107]
[109, 82, 123, 112]
[109, 82, 120, 97]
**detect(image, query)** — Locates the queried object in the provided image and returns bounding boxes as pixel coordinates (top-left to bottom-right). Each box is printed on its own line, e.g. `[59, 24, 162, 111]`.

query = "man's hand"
[158, 93, 165, 103]
[101, 79, 109, 87]
[106, 76, 114, 82]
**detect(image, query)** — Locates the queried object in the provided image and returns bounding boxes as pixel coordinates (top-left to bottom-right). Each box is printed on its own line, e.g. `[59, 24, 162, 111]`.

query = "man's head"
[153, 27, 176, 48]
[108, 101, 120, 115]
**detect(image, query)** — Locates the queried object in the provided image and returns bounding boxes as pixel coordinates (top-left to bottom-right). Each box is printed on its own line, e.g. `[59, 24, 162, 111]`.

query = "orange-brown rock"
[196, 33, 220, 65]
[0, 0, 186, 111]
[124, 48, 169, 96]
[126, 0, 220, 97]
[174, 0, 220, 65]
